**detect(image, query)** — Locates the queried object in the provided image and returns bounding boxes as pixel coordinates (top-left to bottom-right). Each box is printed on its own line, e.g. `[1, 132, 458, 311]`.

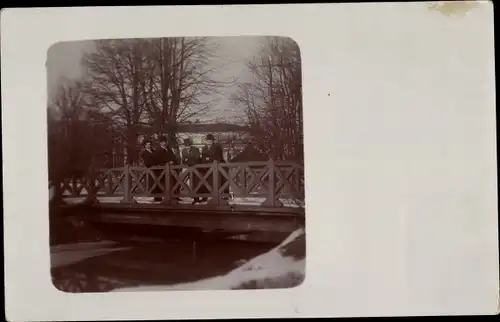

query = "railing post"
[213, 161, 220, 204]
[71, 177, 78, 198]
[293, 163, 300, 198]
[145, 168, 150, 196]
[162, 163, 171, 205]
[107, 171, 112, 195]
[219, 163, 229, 205]
[189, 168, 194, 197]
[83, 166, 98, 205]
[120, 164, 133, 204]
[209, 161, 220, 205]
[239, 164, 246, 196]
[262, 159, 283, 207]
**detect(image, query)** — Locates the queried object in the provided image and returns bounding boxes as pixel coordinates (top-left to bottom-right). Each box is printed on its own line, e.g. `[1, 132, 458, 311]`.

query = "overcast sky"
[46, 36, 268, 122]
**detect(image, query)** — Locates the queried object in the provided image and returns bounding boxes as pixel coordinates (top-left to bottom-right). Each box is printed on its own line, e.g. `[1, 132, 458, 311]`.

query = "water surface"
[51, 221, 279, 292]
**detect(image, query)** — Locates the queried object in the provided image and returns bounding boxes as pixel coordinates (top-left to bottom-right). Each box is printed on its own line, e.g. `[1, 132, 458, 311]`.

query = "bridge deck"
[58, 198, 304, 238]
[61, 195, 303, 208]
[91, 201, 303, 215]
[60, 204, 303, 237]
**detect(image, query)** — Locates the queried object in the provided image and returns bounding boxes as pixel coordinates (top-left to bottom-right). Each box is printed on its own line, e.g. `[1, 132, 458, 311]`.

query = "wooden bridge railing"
[53, 160, 305, 208]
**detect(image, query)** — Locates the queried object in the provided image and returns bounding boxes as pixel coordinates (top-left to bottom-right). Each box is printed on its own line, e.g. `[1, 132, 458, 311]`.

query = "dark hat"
[143, 139, 152, 145]
[205, 134, 215, 141]
[183, 138, 192, 145]
[158, 135, 167, 142]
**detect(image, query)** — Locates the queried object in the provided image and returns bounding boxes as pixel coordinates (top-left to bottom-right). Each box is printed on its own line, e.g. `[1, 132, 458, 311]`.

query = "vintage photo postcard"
[46, 35, 305, 293]
[2, 2, 498, 321]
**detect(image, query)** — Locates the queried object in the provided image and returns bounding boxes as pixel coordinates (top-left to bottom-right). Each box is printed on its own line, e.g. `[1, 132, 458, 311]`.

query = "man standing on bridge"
[201, 134, 229, 201]
[155, 135, 179, 202]
[181, 137, 202, 204]
[139, 139, 160, 201]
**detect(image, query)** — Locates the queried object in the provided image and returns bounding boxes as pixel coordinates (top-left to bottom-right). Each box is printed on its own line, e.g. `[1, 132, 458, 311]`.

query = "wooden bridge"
[51, 160, 305, 238]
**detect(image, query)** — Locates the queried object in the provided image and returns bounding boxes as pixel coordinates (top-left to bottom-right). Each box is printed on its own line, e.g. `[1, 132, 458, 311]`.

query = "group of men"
[139, 134, 228, 204]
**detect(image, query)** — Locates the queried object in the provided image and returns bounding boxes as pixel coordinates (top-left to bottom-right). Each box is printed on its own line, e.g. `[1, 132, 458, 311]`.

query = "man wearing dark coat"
[139, 139, 161, 201]
[181, 137, 202, 204]
[200, 134, 229, 201]
[140, 139, 156, 167]
[155, 135, 179, 201]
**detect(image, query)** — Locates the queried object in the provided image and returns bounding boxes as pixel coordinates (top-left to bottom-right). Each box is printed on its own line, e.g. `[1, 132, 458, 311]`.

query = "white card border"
[2, 3, 498, 321]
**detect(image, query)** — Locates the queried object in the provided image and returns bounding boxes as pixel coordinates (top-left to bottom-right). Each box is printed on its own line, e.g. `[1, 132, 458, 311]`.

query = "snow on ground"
[61, 196, 302, 208]
[51, 241, 131, 268]
[112, 228, 305, 292]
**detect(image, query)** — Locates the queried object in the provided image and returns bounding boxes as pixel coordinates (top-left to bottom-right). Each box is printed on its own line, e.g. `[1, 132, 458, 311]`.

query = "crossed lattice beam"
[52, 161, 305, 208]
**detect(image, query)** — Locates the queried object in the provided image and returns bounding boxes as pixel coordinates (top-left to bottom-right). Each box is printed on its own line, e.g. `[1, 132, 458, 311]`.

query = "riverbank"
[112, 228, 305, 291]
[50, 205, 305, 292]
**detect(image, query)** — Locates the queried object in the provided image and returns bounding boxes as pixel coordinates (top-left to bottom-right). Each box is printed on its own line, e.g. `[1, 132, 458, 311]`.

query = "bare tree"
[231, 37, 303, 161]
[83, 37, 233, 157]
[143, 37, 233, 148]
[82, 39, 151, 164]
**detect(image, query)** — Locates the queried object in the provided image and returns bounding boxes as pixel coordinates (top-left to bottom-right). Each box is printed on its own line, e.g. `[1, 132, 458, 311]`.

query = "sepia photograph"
[47, 36, 305, 293]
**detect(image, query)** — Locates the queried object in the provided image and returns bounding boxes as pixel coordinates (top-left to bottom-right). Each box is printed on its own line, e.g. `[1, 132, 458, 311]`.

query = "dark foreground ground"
[50, 212, 285, 293]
